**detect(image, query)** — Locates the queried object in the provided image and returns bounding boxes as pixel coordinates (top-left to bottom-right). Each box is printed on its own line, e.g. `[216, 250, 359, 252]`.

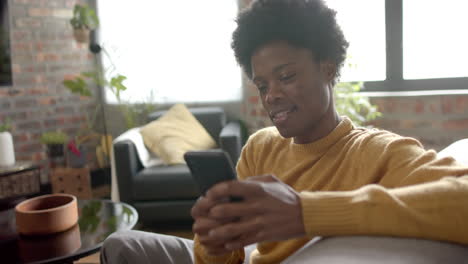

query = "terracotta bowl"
[15, 194, 78, 235]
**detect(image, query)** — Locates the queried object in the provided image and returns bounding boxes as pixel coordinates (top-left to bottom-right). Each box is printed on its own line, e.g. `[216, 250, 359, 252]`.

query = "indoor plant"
[0, 118, 15, 166]
[334, 81, 381, 126]
[69, 4, 99, 43]
[40, 131, 68, 167]
[63, 71, 121, 168]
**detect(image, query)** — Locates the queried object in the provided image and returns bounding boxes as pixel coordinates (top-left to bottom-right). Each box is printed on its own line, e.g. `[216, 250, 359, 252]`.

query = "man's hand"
[200, 175, 305, 251]
[191, 194, 237, 255]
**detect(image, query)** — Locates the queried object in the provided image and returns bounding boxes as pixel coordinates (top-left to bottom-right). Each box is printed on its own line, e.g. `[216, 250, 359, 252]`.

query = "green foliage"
[82, 71, 105, 86]
[40, 131, 69, 145]
[334, 82, 381, 126]
[63, 77, 92, 97]
[63, 65, 128, 128]
[70, 4, 99, 30]
[120, 101, 157, 129]
[62, 73, 127, 100]
[63, 69, 158, 130]
[0, 118, 11, 132]
[109, 74, 128, 102]
[79, 200, 102, 233]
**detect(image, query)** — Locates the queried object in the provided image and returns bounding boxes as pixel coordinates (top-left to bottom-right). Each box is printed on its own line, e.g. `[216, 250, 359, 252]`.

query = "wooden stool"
[49, 168, 92, 199]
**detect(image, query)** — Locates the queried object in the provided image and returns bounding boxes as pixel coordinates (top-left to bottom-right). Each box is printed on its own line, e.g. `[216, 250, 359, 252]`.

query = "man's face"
[251, 41, 335, 143]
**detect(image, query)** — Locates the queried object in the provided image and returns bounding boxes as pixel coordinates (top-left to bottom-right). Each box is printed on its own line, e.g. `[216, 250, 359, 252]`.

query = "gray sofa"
[113, 107, 245, 225]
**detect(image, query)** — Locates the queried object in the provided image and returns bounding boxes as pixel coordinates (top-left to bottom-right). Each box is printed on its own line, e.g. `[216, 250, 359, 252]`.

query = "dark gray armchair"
[113, 107, 245, 224]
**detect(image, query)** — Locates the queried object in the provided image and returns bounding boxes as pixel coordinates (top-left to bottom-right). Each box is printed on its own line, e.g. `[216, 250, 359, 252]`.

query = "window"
[324, 0, 386, 82]
[326, 0, 468, 91]
[0, 0, 12, 86]
[403, 0, 468, 80]
[97, 0, 241, 104]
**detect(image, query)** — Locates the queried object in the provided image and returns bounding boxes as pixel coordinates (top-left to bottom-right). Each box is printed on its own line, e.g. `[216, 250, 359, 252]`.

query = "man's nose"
[265, 82, 283, 104]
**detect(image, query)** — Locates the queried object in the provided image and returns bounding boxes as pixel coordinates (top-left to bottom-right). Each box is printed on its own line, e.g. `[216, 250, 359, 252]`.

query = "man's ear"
[320, 61, 337, 84]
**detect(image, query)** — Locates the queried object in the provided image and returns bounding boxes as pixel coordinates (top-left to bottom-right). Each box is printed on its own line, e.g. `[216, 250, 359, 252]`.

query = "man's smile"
[270, 106, 298, 124]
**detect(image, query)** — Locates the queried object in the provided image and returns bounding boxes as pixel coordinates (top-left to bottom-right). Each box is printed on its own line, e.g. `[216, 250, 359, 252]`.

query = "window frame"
[362, 0, 468, 91]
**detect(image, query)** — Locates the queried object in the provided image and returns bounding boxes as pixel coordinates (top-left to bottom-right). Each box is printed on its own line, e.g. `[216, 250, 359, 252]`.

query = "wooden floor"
[75, 253, 100, 264]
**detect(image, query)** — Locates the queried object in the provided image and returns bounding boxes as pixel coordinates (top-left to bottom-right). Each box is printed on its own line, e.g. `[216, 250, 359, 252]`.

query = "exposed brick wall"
[0, 0, 98, 182]
[370, 94, 468, 151]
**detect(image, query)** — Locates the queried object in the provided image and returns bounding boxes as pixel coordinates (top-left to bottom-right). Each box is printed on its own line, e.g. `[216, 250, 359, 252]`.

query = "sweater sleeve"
[300, 135, 468, 244]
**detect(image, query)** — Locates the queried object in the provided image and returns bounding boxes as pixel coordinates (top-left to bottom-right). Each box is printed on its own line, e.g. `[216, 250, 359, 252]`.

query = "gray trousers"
[101, 230, 468, 264]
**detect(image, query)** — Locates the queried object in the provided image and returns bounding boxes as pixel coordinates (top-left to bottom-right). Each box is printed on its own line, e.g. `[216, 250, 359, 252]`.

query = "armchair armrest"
[219, 121, 244, 164]
[114, 140, 143, 203]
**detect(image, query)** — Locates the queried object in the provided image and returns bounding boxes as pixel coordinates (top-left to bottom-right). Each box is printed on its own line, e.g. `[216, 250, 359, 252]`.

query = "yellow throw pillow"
[140, 104, 217, 164]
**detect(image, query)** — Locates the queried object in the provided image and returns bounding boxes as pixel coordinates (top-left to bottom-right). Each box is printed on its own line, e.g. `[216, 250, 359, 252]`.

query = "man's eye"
[280, 73, 296, 82]
[257, 85, 267, 93]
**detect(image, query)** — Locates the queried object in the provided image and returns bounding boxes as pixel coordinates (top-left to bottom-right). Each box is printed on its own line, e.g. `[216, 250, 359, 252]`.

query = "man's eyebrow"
[273, 62, 296, 73]
[253, 62, 296, 83]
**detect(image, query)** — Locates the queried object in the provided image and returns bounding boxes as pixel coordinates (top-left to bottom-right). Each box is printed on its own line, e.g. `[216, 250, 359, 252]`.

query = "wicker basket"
[0, 165, 40, 200]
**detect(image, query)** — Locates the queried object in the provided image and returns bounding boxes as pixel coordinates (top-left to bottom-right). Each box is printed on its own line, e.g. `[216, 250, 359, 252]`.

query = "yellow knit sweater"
[194, 117, 468, 264]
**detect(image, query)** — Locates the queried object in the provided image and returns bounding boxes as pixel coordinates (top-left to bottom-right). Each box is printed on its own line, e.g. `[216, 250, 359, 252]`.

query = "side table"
[0, 199, 138, 264]
[0, 162, 41, 206]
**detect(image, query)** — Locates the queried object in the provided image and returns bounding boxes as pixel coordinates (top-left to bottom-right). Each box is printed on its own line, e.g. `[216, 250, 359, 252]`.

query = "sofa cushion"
[147, 107, 226, 141]
[132, 164, 200, 201]
[140, 104, 217, 165]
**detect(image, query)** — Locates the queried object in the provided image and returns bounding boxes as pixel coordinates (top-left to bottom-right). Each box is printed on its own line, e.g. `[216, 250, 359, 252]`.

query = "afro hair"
[232, 0, 349, 84]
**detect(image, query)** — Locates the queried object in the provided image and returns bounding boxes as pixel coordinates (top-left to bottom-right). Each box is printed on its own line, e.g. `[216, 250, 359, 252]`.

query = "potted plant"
[70, 4, 99, 43]
[63, 71, 121, 168]
[40, 131, 68, 167]
[0, 118, 15, 166]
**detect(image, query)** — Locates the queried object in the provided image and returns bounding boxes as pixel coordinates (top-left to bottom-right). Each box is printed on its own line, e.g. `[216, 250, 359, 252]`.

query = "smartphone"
[184, 149, 241, 201]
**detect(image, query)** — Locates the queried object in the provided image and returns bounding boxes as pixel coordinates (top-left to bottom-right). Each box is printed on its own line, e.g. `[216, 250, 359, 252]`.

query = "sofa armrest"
[219, 121, 243, 164]
[438, 138, 468, 165]
[114, 140, 143, 203]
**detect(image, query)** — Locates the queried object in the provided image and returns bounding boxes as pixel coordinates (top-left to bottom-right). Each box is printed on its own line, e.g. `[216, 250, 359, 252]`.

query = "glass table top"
[0, 199, 138, 264]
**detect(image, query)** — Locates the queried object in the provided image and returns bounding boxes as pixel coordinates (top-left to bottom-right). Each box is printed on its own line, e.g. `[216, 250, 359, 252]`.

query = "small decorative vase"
[0, 131, 15, 166]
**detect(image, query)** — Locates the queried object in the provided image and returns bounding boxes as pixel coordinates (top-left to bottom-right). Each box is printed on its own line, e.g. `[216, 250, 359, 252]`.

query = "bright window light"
[324, 0, 386, 82]
[403, 0, 468, 80]
[97, 0, 241, 104]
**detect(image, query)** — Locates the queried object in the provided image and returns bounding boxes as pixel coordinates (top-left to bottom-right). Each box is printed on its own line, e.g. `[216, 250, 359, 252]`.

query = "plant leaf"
[110, 74, 127, 100]
[63, 77, 92, 97]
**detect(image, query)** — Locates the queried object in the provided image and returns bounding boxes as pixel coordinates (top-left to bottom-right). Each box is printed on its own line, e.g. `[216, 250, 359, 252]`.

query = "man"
[101, 0, 468, 263]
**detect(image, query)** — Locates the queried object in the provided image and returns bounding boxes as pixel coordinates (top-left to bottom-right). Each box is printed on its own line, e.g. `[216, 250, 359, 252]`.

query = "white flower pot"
[0, 131, 15, 166]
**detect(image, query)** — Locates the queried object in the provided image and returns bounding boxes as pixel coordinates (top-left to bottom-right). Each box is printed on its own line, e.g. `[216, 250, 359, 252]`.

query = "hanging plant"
[70, 4, 99, 43]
